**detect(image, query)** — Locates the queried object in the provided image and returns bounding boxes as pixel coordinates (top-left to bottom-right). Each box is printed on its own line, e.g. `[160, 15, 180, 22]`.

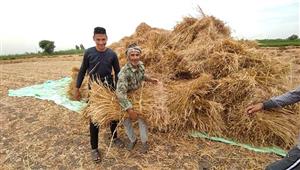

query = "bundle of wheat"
[82, 81, 170, 131]
[67, 67, 89, 100]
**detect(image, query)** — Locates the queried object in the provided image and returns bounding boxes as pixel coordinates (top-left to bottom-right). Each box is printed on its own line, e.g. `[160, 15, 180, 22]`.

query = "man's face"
[93, 34, 107, 51]
[128, 51, 141, 67]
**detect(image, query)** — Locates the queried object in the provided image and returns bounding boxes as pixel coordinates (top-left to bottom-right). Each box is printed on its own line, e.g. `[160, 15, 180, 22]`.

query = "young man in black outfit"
[75, 27, 124, 162]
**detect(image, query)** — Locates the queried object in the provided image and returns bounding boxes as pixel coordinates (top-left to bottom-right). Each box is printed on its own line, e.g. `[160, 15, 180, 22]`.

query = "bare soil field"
[0, 47, 299, 170]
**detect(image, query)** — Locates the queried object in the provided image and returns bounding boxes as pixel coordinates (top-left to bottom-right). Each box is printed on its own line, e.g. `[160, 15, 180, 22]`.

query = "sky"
[0, 0, 299, 55]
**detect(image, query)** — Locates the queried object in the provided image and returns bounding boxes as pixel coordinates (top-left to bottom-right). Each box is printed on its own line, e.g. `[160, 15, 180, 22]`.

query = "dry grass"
[166, 74, 225, 135]
[228, 109, 300, 148]
[1, 46, 299, 169]
[2, 13, 300, 169]
[77, 15, 300, 149]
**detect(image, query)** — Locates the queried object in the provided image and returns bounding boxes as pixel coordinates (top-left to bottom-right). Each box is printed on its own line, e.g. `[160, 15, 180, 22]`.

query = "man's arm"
[116, 71, 138, 121]
[263, 86, 300, 109]
[246, 86, 300, 114]
[112, 53, 120, 85]
[76, 51, 89, 88]
[74, 51, 89, 100]
[116, 71, 132, 111]
[139, 63, 158, 83]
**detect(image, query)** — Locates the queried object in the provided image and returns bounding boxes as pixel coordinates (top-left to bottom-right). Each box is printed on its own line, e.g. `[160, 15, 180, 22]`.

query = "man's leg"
[123, 118, 137, 150]
[110, 120, 118, 139]
[138, 118, 148, 143]
[90, 122, 101, 162]
[110, 120, 124, 148]
[90, 122, 99, 149]
[138, 118, 149, 153]
[266, 146, 300, 170]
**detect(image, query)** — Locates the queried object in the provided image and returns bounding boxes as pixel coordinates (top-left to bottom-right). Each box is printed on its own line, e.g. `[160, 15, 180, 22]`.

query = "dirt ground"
[0, 47, 299, 170]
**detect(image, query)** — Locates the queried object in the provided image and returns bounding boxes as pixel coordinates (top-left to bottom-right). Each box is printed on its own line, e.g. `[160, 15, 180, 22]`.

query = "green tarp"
[8, 77, 86, 113]
[190, 131, 286, 156]
[8, 77, 286, 156]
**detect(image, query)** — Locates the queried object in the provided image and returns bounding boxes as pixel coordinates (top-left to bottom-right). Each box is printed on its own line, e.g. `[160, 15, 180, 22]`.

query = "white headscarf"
[125, 45, 142, 57]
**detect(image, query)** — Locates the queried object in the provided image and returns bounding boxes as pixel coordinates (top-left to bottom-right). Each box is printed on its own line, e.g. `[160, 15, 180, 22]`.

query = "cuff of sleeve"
[263, 100, 276, 110]
[76, 83, 81, 89]
[123, 104, 133, 111]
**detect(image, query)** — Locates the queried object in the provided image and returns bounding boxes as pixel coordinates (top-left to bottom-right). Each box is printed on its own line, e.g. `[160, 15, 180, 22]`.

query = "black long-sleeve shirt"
[76, 47, 120, 88]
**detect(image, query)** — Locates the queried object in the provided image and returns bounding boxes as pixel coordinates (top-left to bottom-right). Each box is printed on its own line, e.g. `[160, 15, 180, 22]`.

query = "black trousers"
[90, 120, 119, 149]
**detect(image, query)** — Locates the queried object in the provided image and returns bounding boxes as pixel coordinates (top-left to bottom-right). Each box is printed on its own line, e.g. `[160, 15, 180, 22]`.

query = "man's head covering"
[94, 27, 106, 35]
[125, 43, 142, 56]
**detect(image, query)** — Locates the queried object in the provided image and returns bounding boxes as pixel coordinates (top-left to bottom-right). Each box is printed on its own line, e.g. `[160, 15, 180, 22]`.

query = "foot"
[91, 149, 101, 163]
[113, 138, 125, 148]
[127, 140, 137, 151]
[141, 142, 149, 154]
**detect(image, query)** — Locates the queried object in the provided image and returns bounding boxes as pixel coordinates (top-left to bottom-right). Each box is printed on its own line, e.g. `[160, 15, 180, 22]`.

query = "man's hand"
[127, 108, 138, 121]
[245, 103, 264, 115]
[149, 78, 159, 84]
[74, 88, 81, 101]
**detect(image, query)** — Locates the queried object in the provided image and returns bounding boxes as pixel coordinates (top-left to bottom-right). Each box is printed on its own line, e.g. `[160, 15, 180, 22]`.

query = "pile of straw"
[166, 74, 225, 135]
[72, 15, 299, 149]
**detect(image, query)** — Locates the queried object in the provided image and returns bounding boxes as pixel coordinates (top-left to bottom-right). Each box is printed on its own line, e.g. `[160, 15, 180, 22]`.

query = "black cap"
[94, 27, 106, 35]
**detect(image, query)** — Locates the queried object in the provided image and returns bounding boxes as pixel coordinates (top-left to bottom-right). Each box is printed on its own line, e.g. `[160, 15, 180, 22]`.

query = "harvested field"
[1, 46, 299, 169]
[1, 13, 300, 170]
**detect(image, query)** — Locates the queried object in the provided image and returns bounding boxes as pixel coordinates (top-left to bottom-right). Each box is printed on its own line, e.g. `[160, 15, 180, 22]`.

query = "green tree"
[80, 44, 85, 50]
[75, 45, 80, 50]
[287, 34, 298, 40]
[39, 40, 55, 54]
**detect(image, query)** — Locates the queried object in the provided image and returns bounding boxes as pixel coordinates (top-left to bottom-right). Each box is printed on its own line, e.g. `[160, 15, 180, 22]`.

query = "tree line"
[39, 40, 85, 54]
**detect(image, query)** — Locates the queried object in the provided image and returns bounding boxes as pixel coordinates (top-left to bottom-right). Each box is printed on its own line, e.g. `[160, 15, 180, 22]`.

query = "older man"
[246, 86, 300, 170]
[116, 43, 158, 154]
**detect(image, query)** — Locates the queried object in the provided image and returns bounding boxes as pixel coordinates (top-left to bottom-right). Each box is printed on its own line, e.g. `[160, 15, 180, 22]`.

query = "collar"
[127, 62, 142, 73]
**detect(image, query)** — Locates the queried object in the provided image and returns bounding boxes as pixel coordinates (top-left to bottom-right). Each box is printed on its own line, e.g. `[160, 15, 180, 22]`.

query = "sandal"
[113, 138, 125, 148]
[141, 142, 149, 154]
[127, 140, 137, 151]
[91, 149, 101, 163]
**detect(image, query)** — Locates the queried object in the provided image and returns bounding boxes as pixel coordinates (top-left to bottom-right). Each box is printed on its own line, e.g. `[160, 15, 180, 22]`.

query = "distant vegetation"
[0, 40, 85, 60]
[75, 44, 85, 50]
[39, 40, 56, 54]
[257, 34, 300, 47]
[0, 49, 84, 60]
[257, 39, 300, 47]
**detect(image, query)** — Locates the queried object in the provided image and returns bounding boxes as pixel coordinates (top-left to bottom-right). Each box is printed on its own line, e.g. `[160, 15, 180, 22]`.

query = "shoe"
[127, 140, 137, 151]
[113, 138, 125, 148]
[91, 149, 101, 163]
[141, 142, 149, 154]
